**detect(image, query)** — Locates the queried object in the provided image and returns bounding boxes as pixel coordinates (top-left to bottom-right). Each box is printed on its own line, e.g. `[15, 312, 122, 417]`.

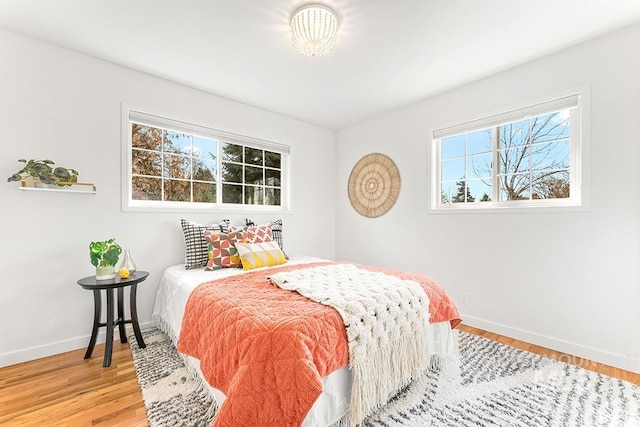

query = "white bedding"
[151, 257, 456, 426]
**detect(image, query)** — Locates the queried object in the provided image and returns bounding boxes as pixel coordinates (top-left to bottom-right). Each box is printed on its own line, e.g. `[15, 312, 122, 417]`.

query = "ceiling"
[1, 1, 640, 130]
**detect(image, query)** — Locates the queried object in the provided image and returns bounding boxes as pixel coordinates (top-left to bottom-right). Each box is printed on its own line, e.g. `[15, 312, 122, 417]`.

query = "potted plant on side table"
[89, 238, 122, 280]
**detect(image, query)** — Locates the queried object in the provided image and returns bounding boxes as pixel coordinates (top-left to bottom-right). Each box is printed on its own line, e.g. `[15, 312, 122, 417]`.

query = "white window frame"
[429, 89, 589, 213]
[121, 105, 290, 213]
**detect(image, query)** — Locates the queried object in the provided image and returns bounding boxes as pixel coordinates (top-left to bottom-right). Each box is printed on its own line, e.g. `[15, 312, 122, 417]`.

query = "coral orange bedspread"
[177, 261, 461, 427]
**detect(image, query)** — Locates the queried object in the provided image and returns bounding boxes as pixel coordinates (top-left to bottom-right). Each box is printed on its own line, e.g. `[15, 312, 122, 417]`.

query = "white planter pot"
[96, 265, 115, 280]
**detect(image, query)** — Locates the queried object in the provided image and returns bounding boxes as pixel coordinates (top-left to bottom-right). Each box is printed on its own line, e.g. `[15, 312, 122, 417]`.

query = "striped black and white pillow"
[180, 218, 230, 269]
[244, 218, 287, 258]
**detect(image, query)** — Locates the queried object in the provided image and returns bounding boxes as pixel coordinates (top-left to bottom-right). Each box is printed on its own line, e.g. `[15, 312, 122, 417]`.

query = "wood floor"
[0, 339, 147, 426]
[1, 325, 638, 426]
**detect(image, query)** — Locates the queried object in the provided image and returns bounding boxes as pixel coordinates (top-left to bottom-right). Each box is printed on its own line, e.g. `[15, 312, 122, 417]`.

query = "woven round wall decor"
[347, 153, 401, 218]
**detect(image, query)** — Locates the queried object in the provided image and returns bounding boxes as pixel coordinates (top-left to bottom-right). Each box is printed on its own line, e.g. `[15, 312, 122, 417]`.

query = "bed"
[152, 255, 461, 426]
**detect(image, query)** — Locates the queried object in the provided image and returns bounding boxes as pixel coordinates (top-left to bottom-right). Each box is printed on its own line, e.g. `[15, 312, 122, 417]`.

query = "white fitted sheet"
[151, 257, 456, 426]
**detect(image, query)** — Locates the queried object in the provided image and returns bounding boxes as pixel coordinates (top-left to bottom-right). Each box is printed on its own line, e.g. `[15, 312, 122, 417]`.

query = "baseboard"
[461, 314, 640, 374]
[0, 321, 153, 368]
[5, 317, 638, 374]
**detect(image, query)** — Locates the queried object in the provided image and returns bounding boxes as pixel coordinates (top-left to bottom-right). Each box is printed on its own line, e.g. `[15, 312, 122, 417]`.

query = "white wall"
[336, 24, 640, 372]
[0, 29, 336, 367]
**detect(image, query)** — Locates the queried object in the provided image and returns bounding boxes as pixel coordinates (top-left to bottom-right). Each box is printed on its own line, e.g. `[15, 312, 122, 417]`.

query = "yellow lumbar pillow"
[234, 241, 287, 271]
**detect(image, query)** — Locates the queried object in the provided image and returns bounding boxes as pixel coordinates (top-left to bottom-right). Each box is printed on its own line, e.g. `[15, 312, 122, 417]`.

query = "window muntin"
[433, 95, 580, 210]
[125, 110, 288, 211]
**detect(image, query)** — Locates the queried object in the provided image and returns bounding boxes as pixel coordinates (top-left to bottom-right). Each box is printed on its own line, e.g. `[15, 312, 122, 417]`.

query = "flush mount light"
[290, 3, 339, 57]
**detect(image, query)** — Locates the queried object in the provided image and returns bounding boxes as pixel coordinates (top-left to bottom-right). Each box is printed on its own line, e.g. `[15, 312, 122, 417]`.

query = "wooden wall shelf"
[18, 178, 96, 194]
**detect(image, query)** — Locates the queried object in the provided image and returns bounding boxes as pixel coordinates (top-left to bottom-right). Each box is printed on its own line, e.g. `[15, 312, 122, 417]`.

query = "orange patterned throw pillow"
[229, 223, 273, 244]
[244, 219, 287, 259]
[203, 230, 246, 270]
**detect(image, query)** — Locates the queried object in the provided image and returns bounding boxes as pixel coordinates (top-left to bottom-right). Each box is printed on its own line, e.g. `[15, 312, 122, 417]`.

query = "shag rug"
[128, 328, 640, 427]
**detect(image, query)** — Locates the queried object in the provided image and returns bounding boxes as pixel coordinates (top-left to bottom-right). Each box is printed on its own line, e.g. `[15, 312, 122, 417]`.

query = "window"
[431, 94, 582, 210]
[123, 109, 289, 211]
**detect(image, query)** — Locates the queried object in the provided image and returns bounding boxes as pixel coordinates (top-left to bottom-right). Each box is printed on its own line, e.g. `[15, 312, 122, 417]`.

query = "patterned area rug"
[128, 329, 216, 426]
[129, 328, 640, 427]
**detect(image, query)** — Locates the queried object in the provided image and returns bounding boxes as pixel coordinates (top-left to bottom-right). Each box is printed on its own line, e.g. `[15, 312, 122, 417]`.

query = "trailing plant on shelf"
[7, 159, 78, 186]
[89, 238, 122, 280]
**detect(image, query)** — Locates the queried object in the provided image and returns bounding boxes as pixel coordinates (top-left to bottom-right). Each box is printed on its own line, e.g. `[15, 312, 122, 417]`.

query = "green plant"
[7, 159, 78, 186]
[89, 238, 122, 268]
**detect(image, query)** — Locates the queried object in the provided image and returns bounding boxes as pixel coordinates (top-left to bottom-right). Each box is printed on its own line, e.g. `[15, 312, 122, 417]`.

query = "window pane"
[442, 157, 465, 181]
[244, 147, 263, 166]
[244, 185, 264, 205]
[532, 171, 570, 199]
[467, 153, 492, 180]
[164, 131, 191, 154]
[132, 149, 161, 176]
[467, 179, 492, 202]
[245, 165, 263, 185]
[498, 146, 529, 175]
[441, 135, 465, 159]
[163, 154, 191, 179]
[442, 180, 474, 203]
[265, 188, 281, 205]
[467, 129, 492, 155]
[193, 159, 216, 182]
[165, 179, 191, 202]
[499, 119, 529, 149]
[222, 143, 243, 162]
[132, 124, 162, 150]
[498, 174, 530, 201]
[265, 169, 281, 187]
[193, 182, 216, 203]
[132, 176, 161, 200]
[265, 151, 281, 168]
[193, 136, 217, 162]
[222, 183, 243, 203]
[222, 162, 243, 183]
[441, 180, 457, 204]
[532, 111, 570, 143]
[531, 140, 570, 171]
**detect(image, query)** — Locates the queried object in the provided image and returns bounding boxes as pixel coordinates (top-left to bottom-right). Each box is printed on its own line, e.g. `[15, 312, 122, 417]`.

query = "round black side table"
[77, 271, 149, 367]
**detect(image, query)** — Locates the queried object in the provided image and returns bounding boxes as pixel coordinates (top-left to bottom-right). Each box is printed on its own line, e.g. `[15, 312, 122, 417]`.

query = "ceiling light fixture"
[290, 3, 339, 57]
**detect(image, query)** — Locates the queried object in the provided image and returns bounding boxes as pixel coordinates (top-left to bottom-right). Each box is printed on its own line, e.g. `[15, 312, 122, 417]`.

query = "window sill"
[121, 202, 291, 214]
[428, 199, 588, 214]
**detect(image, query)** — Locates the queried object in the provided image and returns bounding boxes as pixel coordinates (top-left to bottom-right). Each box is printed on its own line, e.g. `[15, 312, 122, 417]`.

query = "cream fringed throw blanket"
[268, 263, 432, 426]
